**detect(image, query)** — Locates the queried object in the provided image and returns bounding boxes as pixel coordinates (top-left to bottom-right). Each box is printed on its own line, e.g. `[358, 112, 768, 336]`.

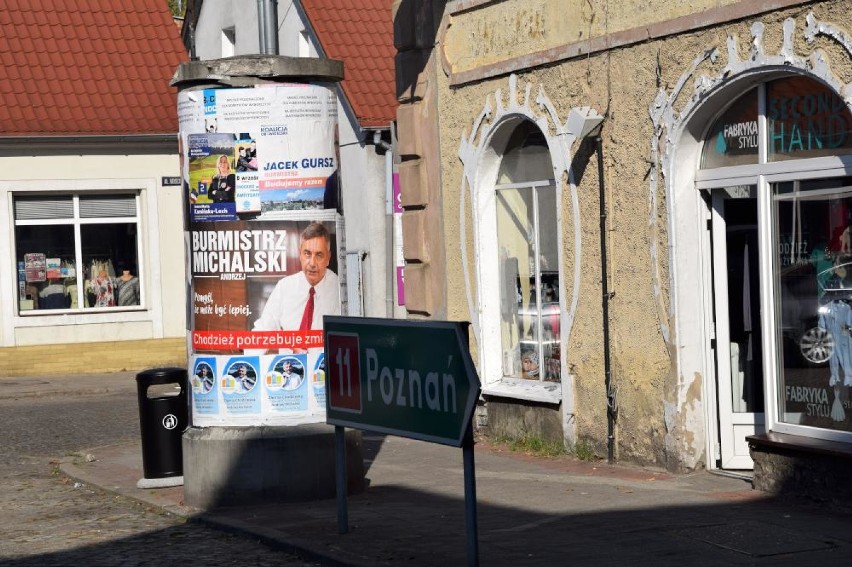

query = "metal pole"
[463, 420, 479, 567]
[335, 425, 349, 534]
[263, 0, 279, 54]
[256, 0, 267, 54]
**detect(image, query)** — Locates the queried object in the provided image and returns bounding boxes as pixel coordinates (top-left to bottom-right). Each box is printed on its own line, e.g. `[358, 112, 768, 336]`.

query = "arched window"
[697, 74, 852, 449]
[701, 76, 852, 168]
[491, 121, 560, 385]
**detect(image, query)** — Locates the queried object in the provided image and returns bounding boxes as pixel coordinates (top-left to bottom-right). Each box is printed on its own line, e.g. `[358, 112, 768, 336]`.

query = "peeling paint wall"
[398, 0, 852, 471]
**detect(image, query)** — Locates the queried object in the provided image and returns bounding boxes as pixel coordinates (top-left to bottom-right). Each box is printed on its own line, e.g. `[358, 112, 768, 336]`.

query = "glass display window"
[773, 177, 852, 432]
[701, 76, 852, 169]
[698, 74, 852, 452]
[13, 193, 142, 313]
[493, 121, 561, 384]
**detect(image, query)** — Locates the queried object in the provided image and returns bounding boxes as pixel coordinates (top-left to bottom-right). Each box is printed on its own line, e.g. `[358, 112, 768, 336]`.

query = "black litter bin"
[136, 367, 188, 479]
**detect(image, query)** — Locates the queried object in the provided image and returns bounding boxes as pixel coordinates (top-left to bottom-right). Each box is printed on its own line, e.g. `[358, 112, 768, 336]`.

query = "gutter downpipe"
[256, 0, 268, 54]
[264, 0, 279, 54]
[597, 135, 616, 463]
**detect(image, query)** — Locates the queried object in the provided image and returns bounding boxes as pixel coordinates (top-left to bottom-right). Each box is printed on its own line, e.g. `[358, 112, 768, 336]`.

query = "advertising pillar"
[174, 58, 345, 428]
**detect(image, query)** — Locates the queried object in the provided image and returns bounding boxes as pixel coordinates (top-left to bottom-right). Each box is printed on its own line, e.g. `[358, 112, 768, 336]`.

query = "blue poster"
[190, 356, 219, 417]
[264, 353, 309, 414]
[221, 356, 261, 416]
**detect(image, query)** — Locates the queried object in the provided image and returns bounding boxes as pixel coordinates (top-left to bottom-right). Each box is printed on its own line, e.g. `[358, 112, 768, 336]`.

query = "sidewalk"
[18, 373, 852, 566]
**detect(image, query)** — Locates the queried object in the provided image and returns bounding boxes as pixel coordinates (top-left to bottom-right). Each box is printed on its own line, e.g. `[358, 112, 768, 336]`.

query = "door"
[711, 186, 765, 469]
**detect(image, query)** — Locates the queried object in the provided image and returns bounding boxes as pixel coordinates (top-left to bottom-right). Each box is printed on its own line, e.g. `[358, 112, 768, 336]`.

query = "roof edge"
[0, 134, 178, 156]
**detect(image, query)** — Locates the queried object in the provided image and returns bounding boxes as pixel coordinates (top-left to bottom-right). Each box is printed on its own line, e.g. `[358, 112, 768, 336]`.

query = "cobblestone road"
[0, 388, 323, 566]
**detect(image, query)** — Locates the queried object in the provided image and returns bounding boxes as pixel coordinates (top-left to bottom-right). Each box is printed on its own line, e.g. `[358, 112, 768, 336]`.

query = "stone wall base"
[183, 424, 365, 510]
[749, 432, 852, 507]
[479, 397, 563, 445]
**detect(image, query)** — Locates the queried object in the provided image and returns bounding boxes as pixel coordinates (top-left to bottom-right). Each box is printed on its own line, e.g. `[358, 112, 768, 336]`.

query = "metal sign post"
[325, 317, 482, 565]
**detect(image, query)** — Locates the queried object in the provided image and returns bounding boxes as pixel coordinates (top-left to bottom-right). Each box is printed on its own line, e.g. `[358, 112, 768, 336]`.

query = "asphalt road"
[0, 386, 323, 566]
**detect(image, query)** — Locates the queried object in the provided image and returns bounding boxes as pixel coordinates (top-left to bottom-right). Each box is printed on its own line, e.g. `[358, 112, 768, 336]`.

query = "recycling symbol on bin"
[162, 414, 179, 430]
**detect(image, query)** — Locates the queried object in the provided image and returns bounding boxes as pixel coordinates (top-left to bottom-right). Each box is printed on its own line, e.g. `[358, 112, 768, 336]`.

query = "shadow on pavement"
[46, 433, 852, 567]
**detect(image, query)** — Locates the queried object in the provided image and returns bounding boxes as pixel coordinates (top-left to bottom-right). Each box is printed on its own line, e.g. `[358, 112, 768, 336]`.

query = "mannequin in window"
[39, 278, 68, 309]
[819, 260, 852, 421]
[88, 269, 115, 307]
[65, 277, 78, 309]
[116, 263, 140, 306]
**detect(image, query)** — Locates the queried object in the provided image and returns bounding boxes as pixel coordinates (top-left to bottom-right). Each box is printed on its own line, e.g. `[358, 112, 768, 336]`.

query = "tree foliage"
[167, 0, 186, 17]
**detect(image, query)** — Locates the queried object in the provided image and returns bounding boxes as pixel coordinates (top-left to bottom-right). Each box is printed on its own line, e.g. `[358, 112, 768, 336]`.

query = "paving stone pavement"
[10, 372, 852, 566]
[0, 375, 324, 567]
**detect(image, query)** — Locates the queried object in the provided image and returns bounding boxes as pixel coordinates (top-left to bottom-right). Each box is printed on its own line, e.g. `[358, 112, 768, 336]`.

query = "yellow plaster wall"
[0, 338, 186, 377]
[432, 1, 850, 469]
[443, 0, 743, 75]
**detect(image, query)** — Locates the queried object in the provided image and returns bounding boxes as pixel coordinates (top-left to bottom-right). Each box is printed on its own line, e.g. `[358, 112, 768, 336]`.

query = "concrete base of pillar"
[182, 424, 365, 510]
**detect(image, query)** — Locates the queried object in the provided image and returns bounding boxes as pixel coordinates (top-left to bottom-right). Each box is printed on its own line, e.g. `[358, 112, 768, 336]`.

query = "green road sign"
[324, 316, 481, 447]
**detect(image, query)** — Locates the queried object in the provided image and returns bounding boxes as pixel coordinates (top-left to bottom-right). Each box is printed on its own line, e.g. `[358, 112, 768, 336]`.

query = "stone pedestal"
[183, 424, 364, 510]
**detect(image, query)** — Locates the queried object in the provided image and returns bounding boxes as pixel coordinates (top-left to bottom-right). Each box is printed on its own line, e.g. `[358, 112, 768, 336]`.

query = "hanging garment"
[818, 300, 852, 386]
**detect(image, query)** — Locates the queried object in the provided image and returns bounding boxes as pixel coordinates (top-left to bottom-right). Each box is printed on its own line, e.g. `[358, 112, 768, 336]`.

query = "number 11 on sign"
[327, 332, 362, 414]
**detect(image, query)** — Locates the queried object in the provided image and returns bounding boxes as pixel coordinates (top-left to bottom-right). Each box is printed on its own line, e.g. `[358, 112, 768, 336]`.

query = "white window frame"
[13, 191, 144, 315]
[298, 30, 312, 58]
[0, 178, 161, 342]
[696, 81, 852, 444]
[221, 27, 236, 58]
[459, 80, 601, 430]
[480, 169, 560, 400]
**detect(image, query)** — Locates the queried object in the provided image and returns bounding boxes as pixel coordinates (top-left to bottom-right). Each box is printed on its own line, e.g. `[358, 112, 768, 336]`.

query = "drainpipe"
[264, 0, 279, 54]
[256, 0, 267, 53]
[257, 0, 279, 54]
[373, 130, 395, 318]
[596, 135, 617, 463]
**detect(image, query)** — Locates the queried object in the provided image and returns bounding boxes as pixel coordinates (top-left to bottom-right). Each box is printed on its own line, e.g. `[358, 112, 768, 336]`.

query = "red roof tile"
[0, 0, 188, 137]
[301, 0, 397, 129]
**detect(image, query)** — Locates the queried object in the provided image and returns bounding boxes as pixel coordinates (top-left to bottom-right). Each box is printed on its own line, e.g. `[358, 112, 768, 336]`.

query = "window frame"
[698, 78, 852, 443]
[12, 190, 145, 316]
[475, 120, 564, 404]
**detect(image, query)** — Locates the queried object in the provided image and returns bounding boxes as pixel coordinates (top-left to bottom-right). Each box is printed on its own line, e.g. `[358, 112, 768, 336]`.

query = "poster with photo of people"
[179, 82, 343, 427]
[178, 83, 338, 223]
[187, 215, 342, 426]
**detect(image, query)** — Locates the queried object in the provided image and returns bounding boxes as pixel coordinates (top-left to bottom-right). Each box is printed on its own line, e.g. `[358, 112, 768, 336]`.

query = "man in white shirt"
[253, 222, 341, 333]
[281, 359, 303, 389]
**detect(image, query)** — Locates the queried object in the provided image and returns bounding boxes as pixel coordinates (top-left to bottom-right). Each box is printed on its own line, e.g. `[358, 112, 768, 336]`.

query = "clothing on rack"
[818, 299, 852, 387]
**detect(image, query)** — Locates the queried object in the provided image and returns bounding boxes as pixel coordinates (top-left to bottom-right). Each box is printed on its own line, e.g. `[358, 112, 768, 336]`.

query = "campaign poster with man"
[189, 217, 341, 425]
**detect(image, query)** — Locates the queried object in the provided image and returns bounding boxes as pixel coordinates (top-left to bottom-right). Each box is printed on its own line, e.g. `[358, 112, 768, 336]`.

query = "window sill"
[747, 431, 852, 460]
[482, 377, 561, 404]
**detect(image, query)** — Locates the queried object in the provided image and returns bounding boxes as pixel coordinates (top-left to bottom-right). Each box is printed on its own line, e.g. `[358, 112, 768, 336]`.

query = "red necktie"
[299, 286, 315, 330]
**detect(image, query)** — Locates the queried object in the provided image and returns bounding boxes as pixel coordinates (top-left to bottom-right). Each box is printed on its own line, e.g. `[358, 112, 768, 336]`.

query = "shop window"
[773, 177, 852, 432]
[14, 193, 142, 313]
[701, 88, 759, 169]
[698, 73, 852, 445]
[494, 122, 560, 383]
[702, 77, 852, 169]
[767, 76, 852, 161]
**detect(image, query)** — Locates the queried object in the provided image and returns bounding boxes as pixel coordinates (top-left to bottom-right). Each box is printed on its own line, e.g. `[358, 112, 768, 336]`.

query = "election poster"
[179, 82, 343, 426]
[177, 83, 338, 223]
[187, 215, 342, 426]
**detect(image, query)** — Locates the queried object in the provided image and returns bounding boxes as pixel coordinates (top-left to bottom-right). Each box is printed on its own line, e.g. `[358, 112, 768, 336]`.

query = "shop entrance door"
[711, 187, 765, 470]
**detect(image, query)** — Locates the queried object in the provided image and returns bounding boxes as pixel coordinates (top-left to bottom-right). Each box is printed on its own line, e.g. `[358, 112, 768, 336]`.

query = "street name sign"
[324, 316, 481, 447]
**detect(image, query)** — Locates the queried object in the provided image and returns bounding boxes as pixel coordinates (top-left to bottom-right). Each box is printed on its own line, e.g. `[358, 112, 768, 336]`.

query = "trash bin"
[136, 367, 187, 480]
